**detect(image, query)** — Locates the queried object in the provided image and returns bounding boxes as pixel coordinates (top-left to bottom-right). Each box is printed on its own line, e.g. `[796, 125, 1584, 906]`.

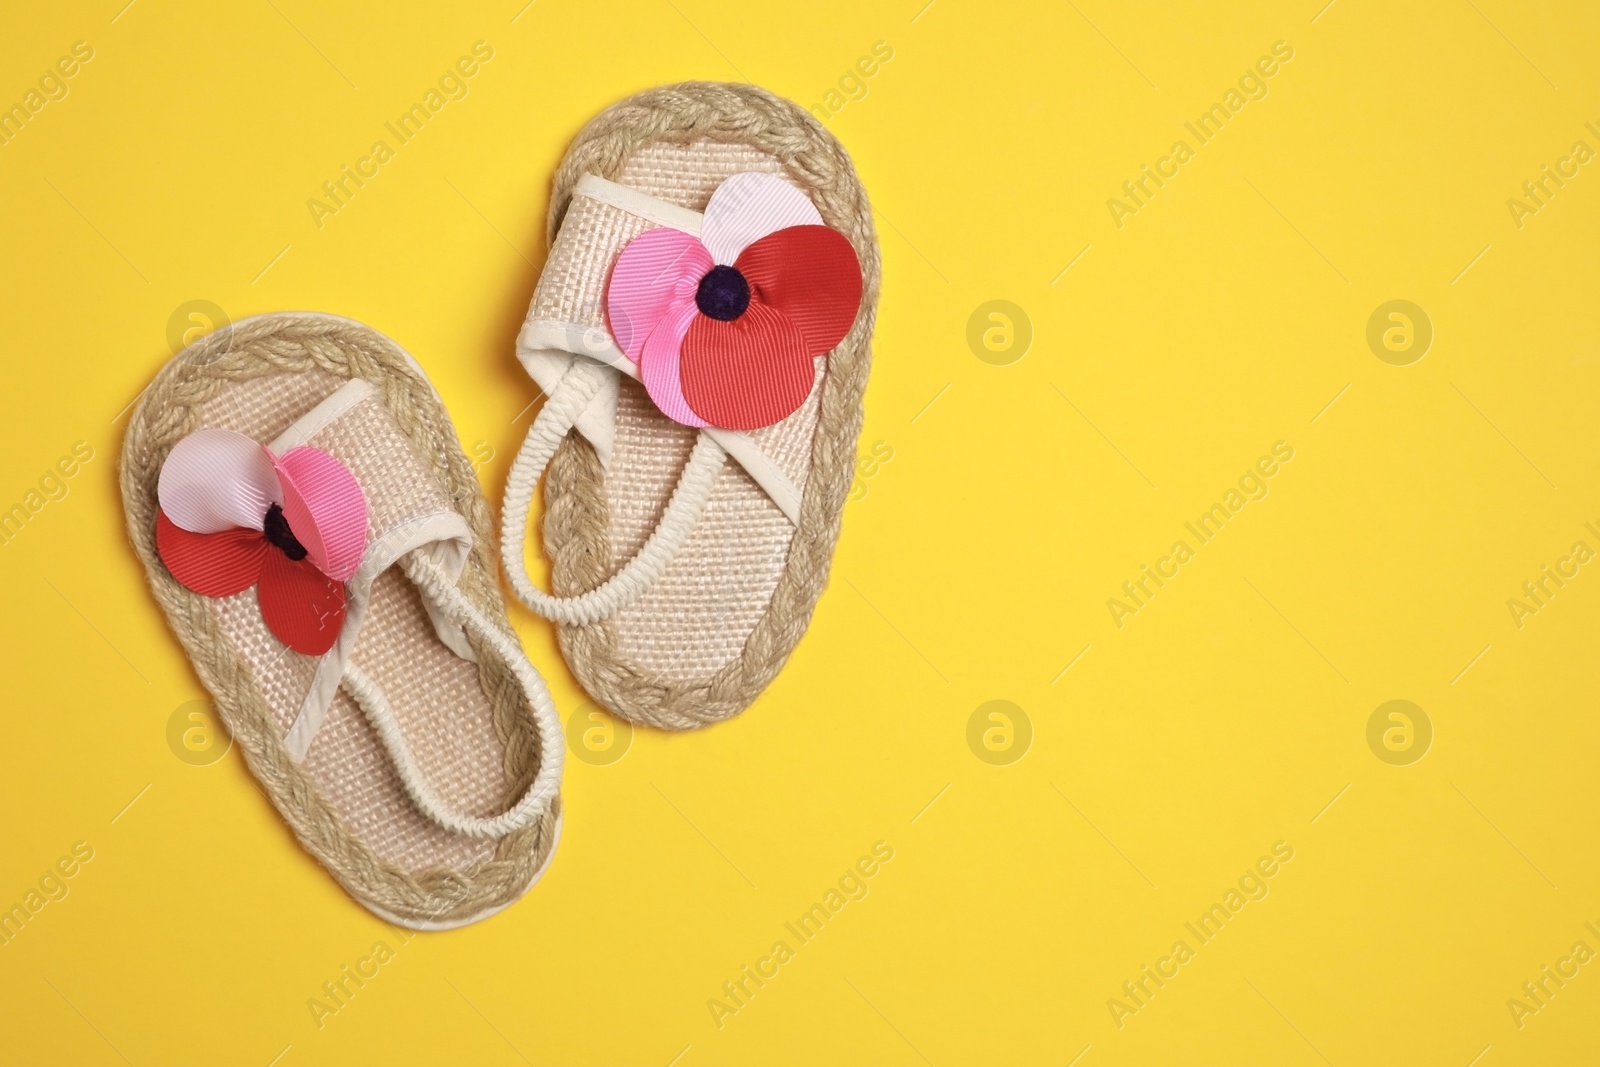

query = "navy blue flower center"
[262, 503, 308, 561]
[695, 265, 751, 322]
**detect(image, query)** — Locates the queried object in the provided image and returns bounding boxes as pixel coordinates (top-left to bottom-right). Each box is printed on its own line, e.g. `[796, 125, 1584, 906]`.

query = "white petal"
[157, 428, 282, 533]
[701, 172, 823, 265]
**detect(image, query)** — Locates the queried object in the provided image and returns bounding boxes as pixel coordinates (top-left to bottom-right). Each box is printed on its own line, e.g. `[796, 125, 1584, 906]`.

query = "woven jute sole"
[540, 82, 881, 730]
[121, 312, 558, 927]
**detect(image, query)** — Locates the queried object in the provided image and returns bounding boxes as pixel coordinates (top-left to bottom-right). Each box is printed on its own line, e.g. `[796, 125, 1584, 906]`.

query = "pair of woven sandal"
[120, 83, 879, 928]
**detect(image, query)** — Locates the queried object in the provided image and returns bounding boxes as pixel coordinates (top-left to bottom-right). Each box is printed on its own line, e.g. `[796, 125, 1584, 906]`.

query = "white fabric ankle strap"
[500, 360, 725, 625]
[267, 378, 562, 839]
[339, 552, 564, 839]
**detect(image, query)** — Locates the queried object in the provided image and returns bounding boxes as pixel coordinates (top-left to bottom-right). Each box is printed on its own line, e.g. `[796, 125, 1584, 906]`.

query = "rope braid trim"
[119, 312, 558, 926]
[541, 81, 881, 730]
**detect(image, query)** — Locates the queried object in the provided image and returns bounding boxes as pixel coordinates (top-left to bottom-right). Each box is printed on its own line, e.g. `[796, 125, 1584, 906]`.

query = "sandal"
[501, 82, 881, 729]
[121, 312, 562, 929]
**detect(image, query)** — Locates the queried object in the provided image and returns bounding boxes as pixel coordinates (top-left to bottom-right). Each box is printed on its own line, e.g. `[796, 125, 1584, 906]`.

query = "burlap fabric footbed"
[121, 314, 557, 927]
[538, 82, 880, 730]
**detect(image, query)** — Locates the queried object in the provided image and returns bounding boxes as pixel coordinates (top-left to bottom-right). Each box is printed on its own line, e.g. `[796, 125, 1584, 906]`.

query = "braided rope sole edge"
[119, 312, 558, 926]
[541, 81, 881, 730]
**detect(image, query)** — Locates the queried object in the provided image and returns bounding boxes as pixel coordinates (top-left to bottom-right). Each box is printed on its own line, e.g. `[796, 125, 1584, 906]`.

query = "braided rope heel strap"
[500, 360, 726, 625]
[341, 553, 563, 837]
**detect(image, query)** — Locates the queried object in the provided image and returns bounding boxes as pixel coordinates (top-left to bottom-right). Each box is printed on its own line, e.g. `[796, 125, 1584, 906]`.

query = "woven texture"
[120, 314, 558, 926]
[536, 82, 880, 729]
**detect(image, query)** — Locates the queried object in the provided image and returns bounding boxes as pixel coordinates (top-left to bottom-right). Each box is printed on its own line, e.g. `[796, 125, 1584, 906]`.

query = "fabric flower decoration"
[154, 428, 368, 655]
[606, 171, 863, 431]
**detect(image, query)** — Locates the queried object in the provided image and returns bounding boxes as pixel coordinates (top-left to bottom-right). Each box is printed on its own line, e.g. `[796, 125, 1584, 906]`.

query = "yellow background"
[2, 0, 1597, 1063]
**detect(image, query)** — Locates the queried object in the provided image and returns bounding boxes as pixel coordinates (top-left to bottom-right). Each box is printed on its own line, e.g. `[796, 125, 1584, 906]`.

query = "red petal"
[258, 551, 347, 655]
[735, 226, 863, 354]
[156, 512, 267, 596]
[681, 302, 814, 430]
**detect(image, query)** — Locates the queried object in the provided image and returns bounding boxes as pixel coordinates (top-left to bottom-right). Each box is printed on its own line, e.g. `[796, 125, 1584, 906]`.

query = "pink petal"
[639, 301, 708, 428]
[157, 428, 282, 534]
[270, 447, 368, 582]
[606, 227, 712, 362]
[701, 172, 823, 266]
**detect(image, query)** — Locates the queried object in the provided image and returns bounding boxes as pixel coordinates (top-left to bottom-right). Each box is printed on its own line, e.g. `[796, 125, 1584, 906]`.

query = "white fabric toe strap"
[277, 380, 475, 760]
[515, 174, 804, 526]
[500, 172, 819, 627]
